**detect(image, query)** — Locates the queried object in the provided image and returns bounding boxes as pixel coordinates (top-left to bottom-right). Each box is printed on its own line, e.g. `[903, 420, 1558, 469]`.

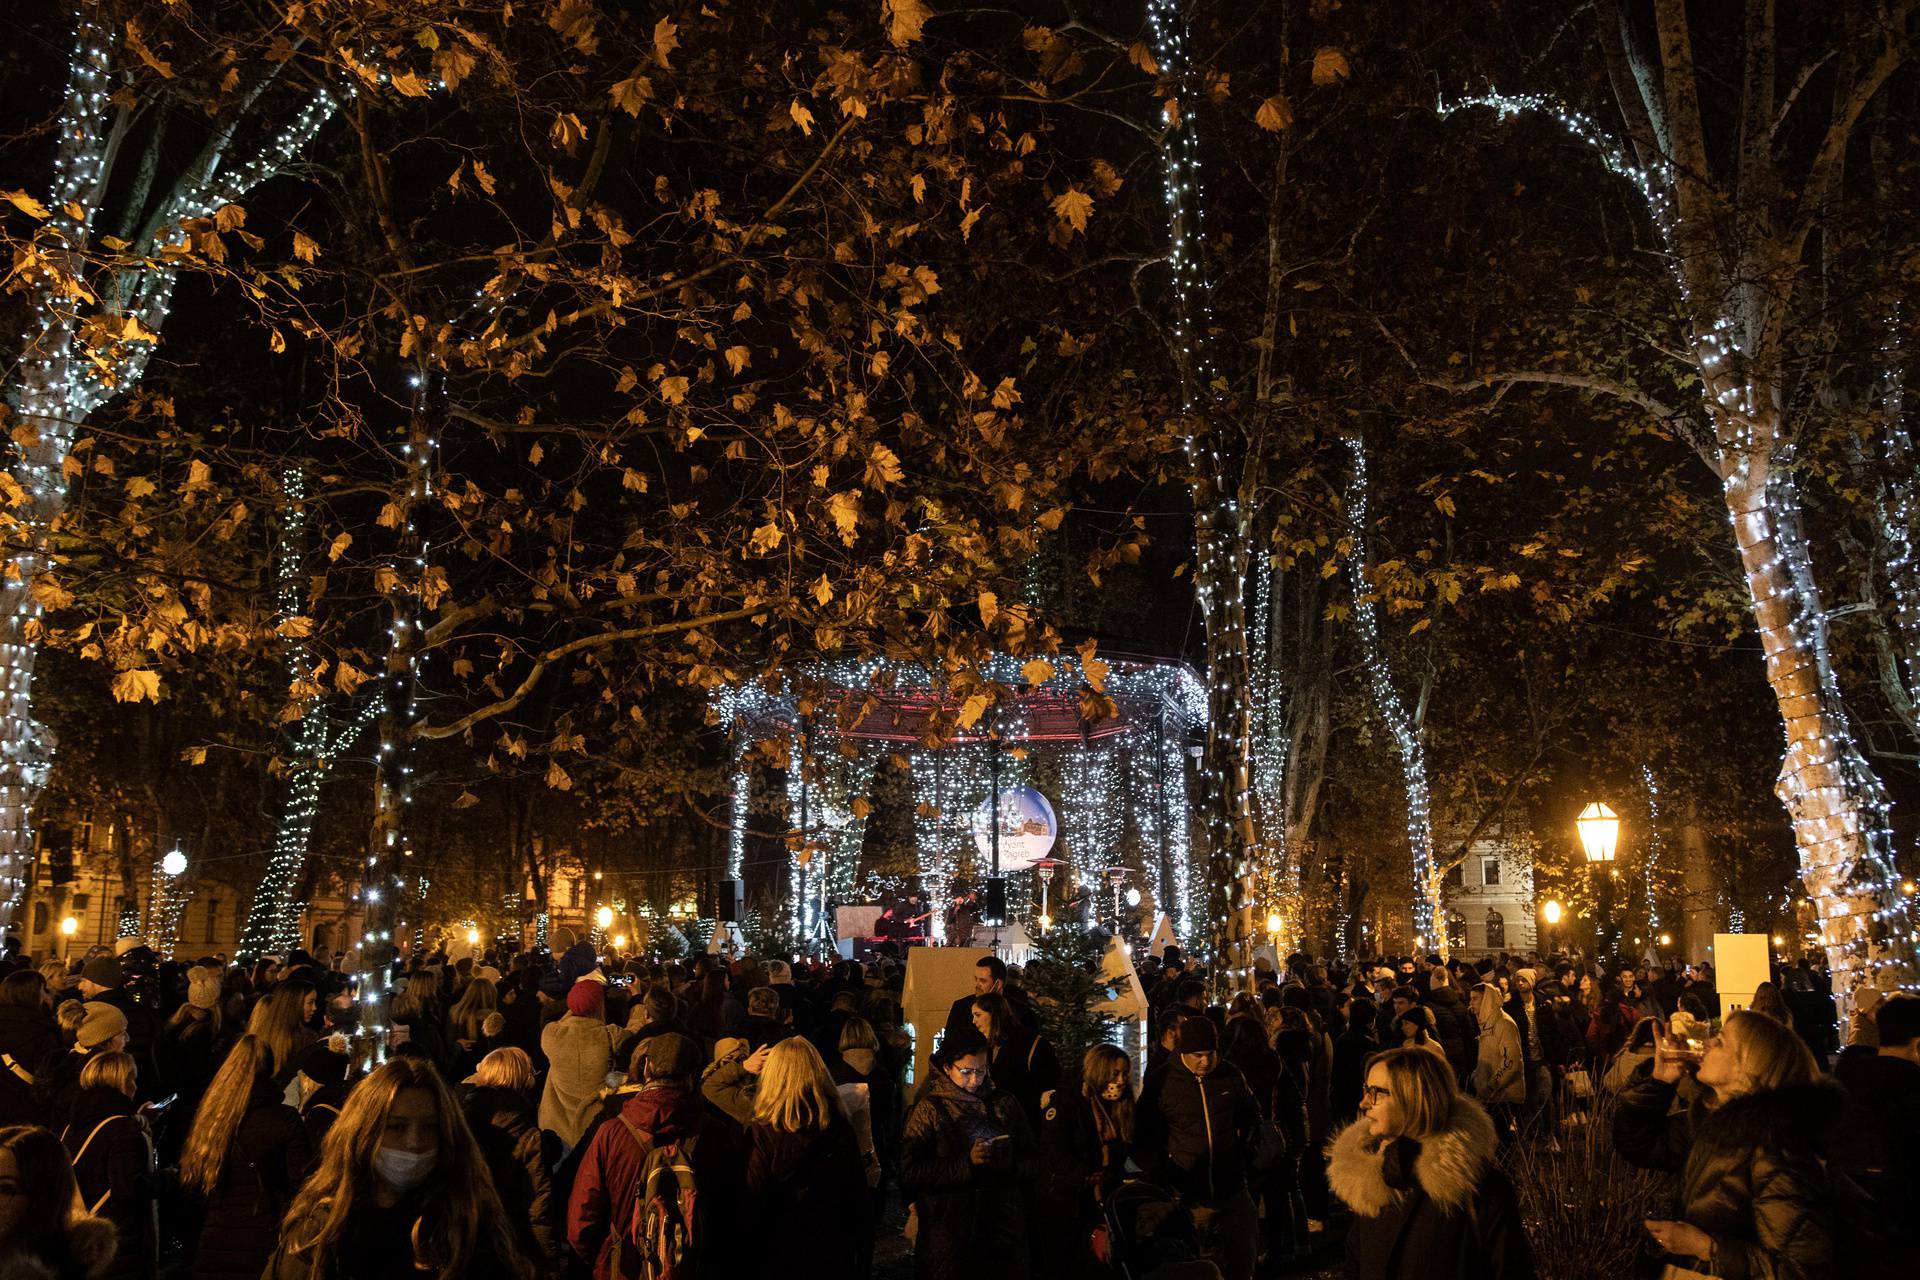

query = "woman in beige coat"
[537, 981, 621, 1149]
[1470, 982, 1524, 1143]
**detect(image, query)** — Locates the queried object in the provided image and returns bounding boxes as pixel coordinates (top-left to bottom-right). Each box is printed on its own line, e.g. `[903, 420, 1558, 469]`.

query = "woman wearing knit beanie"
[156, 966, 230, 1163]
[538, 981, 619, 1149]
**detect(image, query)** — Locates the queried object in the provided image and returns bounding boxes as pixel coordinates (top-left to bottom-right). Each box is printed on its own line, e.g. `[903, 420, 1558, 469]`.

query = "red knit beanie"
[566, 979, 604, 1018]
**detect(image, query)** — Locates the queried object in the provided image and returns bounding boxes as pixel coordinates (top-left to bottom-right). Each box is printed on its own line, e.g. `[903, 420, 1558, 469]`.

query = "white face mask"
[373, 1146, 436, 1192]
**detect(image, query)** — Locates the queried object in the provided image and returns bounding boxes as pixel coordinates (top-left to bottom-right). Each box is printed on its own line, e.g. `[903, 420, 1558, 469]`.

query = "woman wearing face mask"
[1612, 1010, 1838, 1277]
[0, 1125, 116, 1280]
[1328, 1045, 1534, 1279]
[1036, 1044, 1136, 1274]
[265, 1056, 530, 1280]
[901, 1026, 1034, 1280]
[180, 1034, 313, 1280]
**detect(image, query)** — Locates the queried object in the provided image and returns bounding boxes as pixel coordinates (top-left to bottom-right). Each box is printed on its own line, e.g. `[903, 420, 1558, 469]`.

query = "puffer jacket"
[1612, 1076, 1839, 1279]
[1132, 1057, 1261, 1205]
[899, 1070, 1034, 1280]
[1422, 987, 1478, 1083]
[537, 1014, 620, 1148]
[1326, 1096, 1534, 1280]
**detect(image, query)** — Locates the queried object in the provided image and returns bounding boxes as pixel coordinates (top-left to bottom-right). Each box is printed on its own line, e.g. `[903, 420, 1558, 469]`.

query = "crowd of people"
[0, 930, 1912, 1280]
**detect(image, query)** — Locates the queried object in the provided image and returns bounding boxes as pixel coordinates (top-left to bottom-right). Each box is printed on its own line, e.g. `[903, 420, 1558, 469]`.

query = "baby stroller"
[1097, 1178, 1224, 1280]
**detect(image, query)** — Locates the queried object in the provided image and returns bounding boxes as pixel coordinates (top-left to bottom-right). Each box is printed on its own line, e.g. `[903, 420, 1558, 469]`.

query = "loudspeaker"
[718, 878, 744, 922]
[982, 876, 1007, 926]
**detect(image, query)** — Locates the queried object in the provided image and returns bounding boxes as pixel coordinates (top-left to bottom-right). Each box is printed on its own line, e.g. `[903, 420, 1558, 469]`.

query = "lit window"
[1482, 858, 1502, 886]
[1485, 909, 1506, 949]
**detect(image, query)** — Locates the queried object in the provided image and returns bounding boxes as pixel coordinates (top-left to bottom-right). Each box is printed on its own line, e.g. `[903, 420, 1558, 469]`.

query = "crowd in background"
[0, 929, 1911, 1279]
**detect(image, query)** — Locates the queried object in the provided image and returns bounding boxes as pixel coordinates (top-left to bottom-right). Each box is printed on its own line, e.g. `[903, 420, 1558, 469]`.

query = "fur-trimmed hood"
[0, 1215, 116, 1280]
[1326, 1095, 1499, 1218]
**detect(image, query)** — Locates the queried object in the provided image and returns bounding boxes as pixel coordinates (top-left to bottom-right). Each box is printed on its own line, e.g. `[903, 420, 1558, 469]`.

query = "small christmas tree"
[1022, 920, 1120, 1074]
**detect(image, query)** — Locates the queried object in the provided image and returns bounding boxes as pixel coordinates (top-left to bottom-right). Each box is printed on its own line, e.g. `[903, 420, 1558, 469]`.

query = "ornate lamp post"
[1034, 858, 1060, 933]
[1576, 801, 1621, 961]
[1542, 898, 1563, 956]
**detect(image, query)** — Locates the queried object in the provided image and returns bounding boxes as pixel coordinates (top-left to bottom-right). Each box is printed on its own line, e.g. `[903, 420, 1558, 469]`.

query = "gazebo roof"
[714, 644, 1205, 747]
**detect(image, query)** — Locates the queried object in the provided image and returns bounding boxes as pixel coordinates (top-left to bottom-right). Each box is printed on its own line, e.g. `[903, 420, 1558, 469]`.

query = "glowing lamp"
[1658, 933, 1672, 947]
[595, 906, 614, 929]
[161, 849, 187, 877]
[465, 928, 480, 947]
[1542, 900, 1563, 925]
[1576, 802, 1620, 864]
[60, 916, 78, 936]
[612, 934, 628, 950]
[1265, 912, 1283, 935]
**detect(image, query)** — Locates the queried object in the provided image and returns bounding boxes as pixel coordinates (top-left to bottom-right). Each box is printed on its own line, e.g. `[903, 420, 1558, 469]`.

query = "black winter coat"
[1830, 1051, 1920, 1272]
[0, 1003, 60, 1127]
[1612, 1076, 1838, 1280]
[86, 991, 161, 1101]
[739, 1116, 868, 1276]
[989, 1026, 1060, 1131]
[1326, 1099, 1534, 1280]
[1421, 988, 1478, 1083]
[62, 1085, 156, 1280]
[1133, 1059, 1261, 1206]
[900, 1071, 1034, 1280]
[262, 1198, 527, 1280]
[189, 1079, 313, 1280]
[831, 1050, 900, 1178]
[461, 1085, 558, 1267]
[1331, 1027, 1379, 1125]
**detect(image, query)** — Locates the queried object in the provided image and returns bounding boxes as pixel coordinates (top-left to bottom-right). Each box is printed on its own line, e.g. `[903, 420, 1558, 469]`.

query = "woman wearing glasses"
[1612, 1010, 1837, 1276]
[1327, 1045, 1534, 1279]
[900, 1026, 1034, 1280]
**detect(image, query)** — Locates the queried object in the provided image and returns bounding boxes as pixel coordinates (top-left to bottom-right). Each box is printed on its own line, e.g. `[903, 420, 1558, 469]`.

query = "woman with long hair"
[156, 966, 228, 1162]
[1614, 1010, 1837, 1275]
[901, 1026, 1034, 1280]
[446, 978, 496, 1048]
[1328, 1046, 1534, 1278]
[1584, 979, 1639, 1066]
[1036, 1044, 1138, 1274]
[740, 1038, 866, 1277]
[265, 1056, 530, 1280]
[245, 983, 318, 1082]
[969, 992, 1058, 1129]
[63, 1052, 155, 1280]
[0, 1125, 116, 1279]
[460, 1047, 556, 1271]
[181, 1034, 312, 1280]
[1392, 1006, 1451, 1068]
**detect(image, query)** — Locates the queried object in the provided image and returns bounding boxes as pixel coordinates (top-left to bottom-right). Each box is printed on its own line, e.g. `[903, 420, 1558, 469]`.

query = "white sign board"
[1713, 932, 1772, 1021]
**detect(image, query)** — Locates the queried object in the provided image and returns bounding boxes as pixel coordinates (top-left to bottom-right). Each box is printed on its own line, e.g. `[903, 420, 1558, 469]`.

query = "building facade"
[1440, 833, 1538, 959]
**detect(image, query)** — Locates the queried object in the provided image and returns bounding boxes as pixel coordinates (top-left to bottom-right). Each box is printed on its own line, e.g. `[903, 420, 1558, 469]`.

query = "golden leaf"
[790, 100, 815, 136]
[1255, 95, 1294, 131]
[389, 71, 430, 98]
[812, 574, 834, 606]
[333, 661, 371, 693]
[884, 0, 932, 46]
[826, 490, 863, 543]
[545, 760, 574, 791]
[111, 669, 163, 704]
[611, 73, 654, 115]
[724, 346, 751, 375]
[978, 590, 999, 626]
[652, 17, 680, 67]
[658, 375, 690, 404]
[292, 231, 320, 262]
[328, 532, 352, 562]
[1021, 658, 1056, 685]
[1051, 188, 1093, 233]
[1311, 47, 1351, 85]
[957, 692, 993, 729]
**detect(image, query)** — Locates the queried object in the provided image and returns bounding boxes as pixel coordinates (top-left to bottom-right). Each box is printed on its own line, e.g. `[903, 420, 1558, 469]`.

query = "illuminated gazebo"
[714, 648, 1207, 947]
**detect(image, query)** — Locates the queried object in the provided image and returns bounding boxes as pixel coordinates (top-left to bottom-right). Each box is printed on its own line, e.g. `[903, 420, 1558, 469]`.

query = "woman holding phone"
[1612, 1010, 1838, 1276]
[901, 1026, 1034, 1280]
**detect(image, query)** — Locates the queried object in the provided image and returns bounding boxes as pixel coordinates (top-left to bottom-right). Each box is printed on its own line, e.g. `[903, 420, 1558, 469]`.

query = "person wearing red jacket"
[565, 1032, 742, 1279]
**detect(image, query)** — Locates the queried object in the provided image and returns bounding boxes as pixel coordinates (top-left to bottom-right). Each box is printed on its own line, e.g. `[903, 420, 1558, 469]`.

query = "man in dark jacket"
[566, 1032, 742, 1279]
[1831, 992, 1920, 1271]
[78, 956, 161, 1101]
[1505, 971, 1563, 1134]
[1422, 967, 1478, 1085]
[1134, 1017, 1261, 1280]
[1330, 997, 1379, 1125]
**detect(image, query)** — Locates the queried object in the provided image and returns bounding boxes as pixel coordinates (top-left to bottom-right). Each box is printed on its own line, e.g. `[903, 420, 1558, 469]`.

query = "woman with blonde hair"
[63, 1052, 154, 1280]
[245, 983, 317, 1081]
[182, 1035, 311, 1280]
[460, 1048, 556, 1270]
[1327, 1045, 1534, 1278]
[741, 1037, 866, 1277]
[0, 1124, 116, 1279]
[265, 1056, 529, 1280]
[446, 977, 496, 1048]
[1614, 1010, 1837, 1275]
[1037, 1044, 1138, 1272]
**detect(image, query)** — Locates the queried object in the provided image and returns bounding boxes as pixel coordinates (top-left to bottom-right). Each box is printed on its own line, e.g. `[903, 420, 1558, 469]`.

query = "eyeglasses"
[952, 1066, 987, 1080]
[1362, 1085, 1391, 1104]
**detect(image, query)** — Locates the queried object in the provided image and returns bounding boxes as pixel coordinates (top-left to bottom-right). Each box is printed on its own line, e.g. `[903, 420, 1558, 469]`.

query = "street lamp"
[1576, 801, 1621, 960]
[161, 849, 188, 878]
[1542, 899, 1563, 955]
[465, 927, 480, 947]
[595, 905, 614, 930]
[59, 914, 78, 959]
[612, 933, 627, 951]
[1034, 859, 1060, 933]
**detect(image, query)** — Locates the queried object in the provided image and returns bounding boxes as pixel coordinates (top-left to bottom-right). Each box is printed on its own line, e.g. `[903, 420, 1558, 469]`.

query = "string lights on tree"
[1437, 87, 1916, 993]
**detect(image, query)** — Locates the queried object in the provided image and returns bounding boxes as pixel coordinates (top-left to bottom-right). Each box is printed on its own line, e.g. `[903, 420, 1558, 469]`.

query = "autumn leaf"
[658, 375, 690, 404]
[7, 189, 60, 218]
[851, 796, 873, 819]
[1090, 159, 1123, 197]
[957, 691, 993, 729]
[1128, 42, 1159, 75]
[214, 204, 246, 232]
[884, 0, 932, 46]
[182, 747, 208, 766]
[812, 574, 834, 606]
[610, 73, 654, 115]
[333, 661, 372, 694]
[389, 71, 430, 98]
[29, 577, 73, 611]
[1434, 493, 1457, 517]
[724, 346, 751, 375]
[328, 532, 352, 561]
[275, 616, 314, 638]
[453, 791, 480, 809]
[864, 443, 904, 487]
[790, 100, 815, 137]
[124, 477, 156, 499]
[545, 760, 574, 791]
[1311, 47, 1351, 85]
[1021, 658, 1056, 685]
[1051, 188, 1094, 234]
[978, 590, 999, 626]
[749, 521, 783, 555]
[1255, 95, 1294, 131]
[652, 17, 680, 67]
[111, 669, 163, 704]
[185, 460, 213, 490]
[827, 490, 863, 543]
